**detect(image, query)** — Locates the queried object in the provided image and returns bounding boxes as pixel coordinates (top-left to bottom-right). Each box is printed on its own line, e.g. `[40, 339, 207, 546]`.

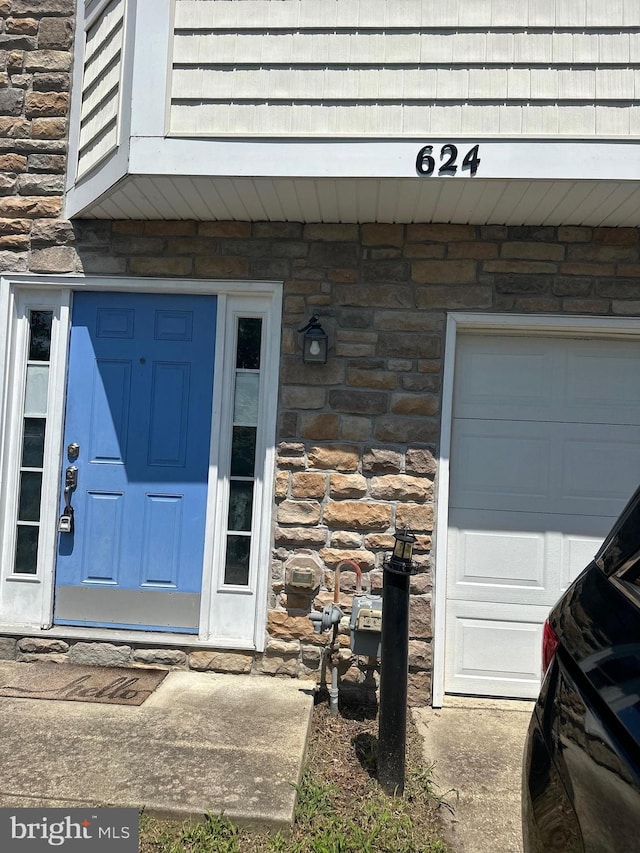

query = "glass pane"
[236, 317, 262, 370]
[18, 471, 42, 522]
[22, 418, 46, 468]
[14, 525, 38, 574]
[24, 364, 49, 417]
[29, 311, 53, 361]
[228, 481, 254, 532]
[231, 426, 256, 477]
[233, 373, 259, 426]
[224, 535, 251, 586]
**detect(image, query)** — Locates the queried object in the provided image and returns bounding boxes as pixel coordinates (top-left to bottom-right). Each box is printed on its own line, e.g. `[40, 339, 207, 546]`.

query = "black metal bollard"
[377, 564, 411, 795]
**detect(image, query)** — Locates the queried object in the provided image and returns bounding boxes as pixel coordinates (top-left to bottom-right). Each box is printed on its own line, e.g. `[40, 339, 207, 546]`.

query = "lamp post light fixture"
[298, 315, 328, 363]
[378, 529, 418, 796]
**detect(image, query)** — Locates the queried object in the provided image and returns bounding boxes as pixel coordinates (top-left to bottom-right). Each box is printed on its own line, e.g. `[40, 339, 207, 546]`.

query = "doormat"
[0, 663, 168, 706]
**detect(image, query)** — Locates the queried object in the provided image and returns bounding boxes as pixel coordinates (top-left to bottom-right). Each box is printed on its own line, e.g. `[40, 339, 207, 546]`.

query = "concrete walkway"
[0, 662, 314, 827]
[413, 697, 535, 853]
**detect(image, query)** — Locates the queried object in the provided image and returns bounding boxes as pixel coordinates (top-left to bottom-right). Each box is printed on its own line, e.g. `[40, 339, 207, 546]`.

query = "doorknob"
[58, 465, 78, 534]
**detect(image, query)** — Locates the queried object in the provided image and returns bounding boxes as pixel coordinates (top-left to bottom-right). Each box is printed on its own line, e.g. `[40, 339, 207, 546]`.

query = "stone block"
[377, 331, 441, 359]
[0, 249, 27, 270]
[18, 173, 64, 195]
[396, 503, 434, 532]
[37, 17, 74, 50]
[501, 242, 565, 261]
[361, 223, 404, 246]
[558, 226, 591, 242]
[447, 241, 499, 259]
[410, 572, 433, 594]
[17, 637, 69, 654]
[31, 117, 67, 138]
[291, 472, 327, 499]
[303, 223, 358, 242]
[24, 50, 71, 72]
[277, 499, 322, 524]
[409, 596, 432, 640]
[370, 475, 432, 501]
[391, 393, 439, 416]
[299, 413, 339, 440]
[188, 650, 253, 673]
[274, 527, 328, 547]
[361, 259, 409, 282]
[485, 260, 557, 275]
[12, 0, 74, 11]
[414, 285, 493, 310]
[17, 653, 68, 663]
[374, 417, 439, 444]
[132, 648, 187, 667]
[26, 153, 65, 173]
[281, 358, 345, 386]
[345, 368, 397, 390]
[308, 241, 359, 268]
[32, 72, 70, 92]
[0, 637, 17, 659]
[275, 470, 289, 499]
[362, 447, 403, 474]
[30, 217, 74, 243]
[6, 18, 38, 36]
[328, 389, 388, 415]
[194, 255, 249, 278]
[330, 531, 362, 548]
[329, 473, 367, 499]
[340, 416, 372, 441]
[0, 86, 24, 116]
[0, 153, 27, 171]
[267, 611, 314, 642]
[0, 173, 17, 194]
[408, 639, 432, 670]
[24, 91, 68, 117]
[130, 257, 192, 277]
[334, 283, 413, 309]
[30, 245, 78, 272]
[0, 232, 29, 249]
[401, 374, 440, 393]
[407, 670, 431, 706]
[406, 448, 437, 476]
[323, 501, 392, 530]
[0, 117, 30, 137]
[68, 642, 132, 667]
[407, 224, 476, 242]
[308, 444, 359, 472]
[320, 547, 375, 571]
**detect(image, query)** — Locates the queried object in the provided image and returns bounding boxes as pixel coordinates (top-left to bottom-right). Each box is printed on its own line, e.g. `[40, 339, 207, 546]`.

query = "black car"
[522, 485, 640, 852]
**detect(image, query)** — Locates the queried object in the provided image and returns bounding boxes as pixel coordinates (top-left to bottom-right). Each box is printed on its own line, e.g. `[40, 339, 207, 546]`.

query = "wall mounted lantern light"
[298, 315, 328, 363]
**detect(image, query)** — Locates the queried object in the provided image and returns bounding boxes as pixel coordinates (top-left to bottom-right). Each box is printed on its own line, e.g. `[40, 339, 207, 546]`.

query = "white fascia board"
[128, 136, 640, 182]
[129, 0, 173, 137]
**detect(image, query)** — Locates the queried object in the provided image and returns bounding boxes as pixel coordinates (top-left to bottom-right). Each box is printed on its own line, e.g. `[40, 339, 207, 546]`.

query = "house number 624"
[416, 143, 481, 177]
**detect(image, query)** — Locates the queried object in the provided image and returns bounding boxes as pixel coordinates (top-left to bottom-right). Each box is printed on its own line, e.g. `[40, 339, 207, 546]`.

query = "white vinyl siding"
[170, 0, 640, 138]
[78, 0, 125, 177]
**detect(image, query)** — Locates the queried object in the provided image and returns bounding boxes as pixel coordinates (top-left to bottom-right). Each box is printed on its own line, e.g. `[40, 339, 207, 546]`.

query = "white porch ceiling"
[76, 175, 640, 226]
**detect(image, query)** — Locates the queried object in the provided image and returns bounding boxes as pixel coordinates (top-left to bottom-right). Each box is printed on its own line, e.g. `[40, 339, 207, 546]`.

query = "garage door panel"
[448, 509, 610, 605]
[566, 348, 640, 423]
[560, 432, 640, 514]
[454, 339, 554, 418]
[454, 335, 640, 425]
[450, 424, 552, 509]
[452, 420, 640, 515]
[445, 601, 549, 698]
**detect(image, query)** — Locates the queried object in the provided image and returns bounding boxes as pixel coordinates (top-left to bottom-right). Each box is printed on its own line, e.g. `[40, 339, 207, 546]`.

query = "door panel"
[54, 291, 217, 633]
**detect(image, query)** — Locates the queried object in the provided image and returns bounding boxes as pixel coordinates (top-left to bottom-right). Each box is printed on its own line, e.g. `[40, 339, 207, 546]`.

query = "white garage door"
[446, 333, 640, 698]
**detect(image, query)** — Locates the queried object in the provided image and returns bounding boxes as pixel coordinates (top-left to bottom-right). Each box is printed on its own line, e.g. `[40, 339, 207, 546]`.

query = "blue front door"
[54, 291, 217, 633]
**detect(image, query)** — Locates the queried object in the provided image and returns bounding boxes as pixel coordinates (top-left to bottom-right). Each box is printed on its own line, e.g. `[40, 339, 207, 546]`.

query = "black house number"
[416, 143, 481, 177]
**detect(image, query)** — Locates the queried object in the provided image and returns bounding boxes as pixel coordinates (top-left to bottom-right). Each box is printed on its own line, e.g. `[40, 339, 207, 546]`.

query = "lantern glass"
[303, 329, 328, 363]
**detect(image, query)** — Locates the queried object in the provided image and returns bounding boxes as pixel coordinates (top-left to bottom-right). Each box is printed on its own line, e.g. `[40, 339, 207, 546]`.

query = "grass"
[139, 696, 451, 853]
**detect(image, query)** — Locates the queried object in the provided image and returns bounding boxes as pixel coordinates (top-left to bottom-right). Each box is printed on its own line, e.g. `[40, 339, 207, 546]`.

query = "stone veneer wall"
[0, 216, 639, 704]
[1, 1, 640, 705]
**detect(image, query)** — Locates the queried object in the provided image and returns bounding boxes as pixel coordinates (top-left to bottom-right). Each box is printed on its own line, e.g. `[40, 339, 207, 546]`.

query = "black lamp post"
[378, 528, 417, 795]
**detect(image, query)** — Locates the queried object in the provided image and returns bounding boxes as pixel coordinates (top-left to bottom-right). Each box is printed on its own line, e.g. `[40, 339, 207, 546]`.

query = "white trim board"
[432, 312, 640, 707]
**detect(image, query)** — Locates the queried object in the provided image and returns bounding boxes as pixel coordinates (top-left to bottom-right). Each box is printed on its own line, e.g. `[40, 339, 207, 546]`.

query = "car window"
[595, 484, 640, 576]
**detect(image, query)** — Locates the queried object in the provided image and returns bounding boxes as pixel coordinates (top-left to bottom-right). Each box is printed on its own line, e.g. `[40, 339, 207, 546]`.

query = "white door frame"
[0, 274, 282, 651]
[433, 311, 640, 707]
